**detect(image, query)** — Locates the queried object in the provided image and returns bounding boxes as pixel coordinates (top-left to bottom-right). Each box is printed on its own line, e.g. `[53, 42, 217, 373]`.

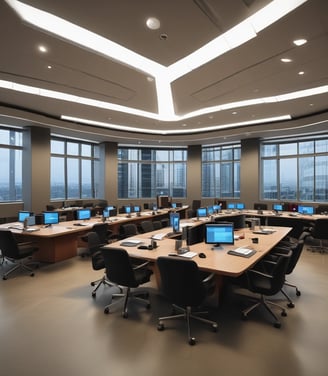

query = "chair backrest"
[152, 221, 162, 230]
[285, 239, 305, 275]
[120, 223, 138, 238]
[247, 250, 292, 296]
[157, 257, 207, 307]
[140, 220, 154, 233]
[92, 222, 110, 244]
[311, 219, 328, 240]
[87, 232, 105, 271]
[101, 247, 139, 287]
[0, 229, 20, 258]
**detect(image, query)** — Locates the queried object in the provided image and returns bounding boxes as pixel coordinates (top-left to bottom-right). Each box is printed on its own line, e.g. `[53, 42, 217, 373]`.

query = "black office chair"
[152, 220, 162, 230]
[140, 220, 154, 233]
[0, 229, 39, 280]
[87, 232, 121, 298]
[119, 223, 138, 239]
[79, 222, 113, 257]
[307, 218, 328, 253]
[156, 256, 218, 345]
[240, 249, 292, 328]
[266, 238, 306, 308]
[101, 247, 152, 318]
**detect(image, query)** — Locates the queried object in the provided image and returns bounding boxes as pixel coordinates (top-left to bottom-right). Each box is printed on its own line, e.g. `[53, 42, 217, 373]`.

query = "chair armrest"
[133, 261, 150, 270]
[247, 268, 273, 280]
[202, 272, 215, 283]
[18, 241, 37, 247]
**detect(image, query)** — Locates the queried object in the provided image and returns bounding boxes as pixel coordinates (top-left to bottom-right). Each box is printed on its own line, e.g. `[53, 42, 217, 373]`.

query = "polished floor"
[0, 246, 327, 376]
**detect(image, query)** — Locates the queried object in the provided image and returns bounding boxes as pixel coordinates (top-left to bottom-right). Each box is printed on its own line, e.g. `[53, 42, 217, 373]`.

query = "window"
[0, 127, 23, 202]
[50, 138, 100, 200]
[261, 137, 328, 202]
[202, 144, 241, 198]
[118, 147, 187, 199]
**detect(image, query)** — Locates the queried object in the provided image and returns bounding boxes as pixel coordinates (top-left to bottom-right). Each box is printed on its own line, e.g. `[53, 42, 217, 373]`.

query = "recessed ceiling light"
[298, 71, 305, 75]
[293, 38, 307, 46]
[38, 45, 47, 53]
[47, 65, 52, 69]
[146, 17, 160, 30]
[281, 58, 292, 63]
[232, 111, 237, 115]
[181, 123, 187, 127]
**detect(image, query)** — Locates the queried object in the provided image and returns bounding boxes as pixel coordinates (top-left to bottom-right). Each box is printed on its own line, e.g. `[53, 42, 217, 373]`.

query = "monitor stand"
[211, 244, 224, 250]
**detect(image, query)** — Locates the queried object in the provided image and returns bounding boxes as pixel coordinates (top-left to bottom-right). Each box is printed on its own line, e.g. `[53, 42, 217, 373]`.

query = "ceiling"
[0, 0, 328, 146]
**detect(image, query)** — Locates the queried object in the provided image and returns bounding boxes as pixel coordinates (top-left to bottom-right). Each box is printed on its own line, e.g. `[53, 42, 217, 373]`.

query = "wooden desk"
[102, 225, 292, 279]
[0, 206, 188, 263]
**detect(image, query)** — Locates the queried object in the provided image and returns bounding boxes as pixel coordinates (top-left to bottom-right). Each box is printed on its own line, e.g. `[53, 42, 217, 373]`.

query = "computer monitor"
[133, 205, 141, 213]
[151, 203, 158, 211]
[227, 203, 236, 209]
[43, 211, 59, 225]
[103, 209, 110, 218]
[76, 208, 91, 221]
[205, 222, 234, 249]
[298, 205, 314, 215]
[18, 211, 33, 222]
[236, 203, 245, 210]
[124, 205, 131, 214]
[196, 207, 207, 218]
[272, 203, 283, 211]
[170, 212, 180, 233]
[171, 202, 177, 208]
[207, 206, 214, 215]
[213, 204, 221, 212]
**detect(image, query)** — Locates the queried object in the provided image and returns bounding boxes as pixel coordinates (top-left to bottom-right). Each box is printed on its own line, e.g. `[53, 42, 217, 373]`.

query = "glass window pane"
[279, 143, 297, 156]
[81, 159, 92, 198]
[51, 157, 65, 199]
[316, 139, 328, 153]
[262, 159, 277, 199]
[222, 148, 233, 160]
[221, 162, 233, 197]
[67, 158, 79, 198]
[51, 139, 65, 154]
[315, 155, 328, 201]
[261, 144, 276, 157]
[67, 142, 79, 156]
[299, 141, 314, 154]
[279, 158, 297, 200]
[81, 144, 91, 157]
[299, 157, 314, 201]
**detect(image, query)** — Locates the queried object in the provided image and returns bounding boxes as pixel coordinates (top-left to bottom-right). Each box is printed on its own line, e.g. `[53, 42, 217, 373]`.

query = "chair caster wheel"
[241, 313, 248, 321]
[212, 323, 218, 332]
[146, 303, 151, 309]
[296, 290, 301, 296]
[287, 302, 295, 308]
[30, 272, 35, 277]
[3, 276, 7, 280]
[189, 337, 196, 346]
[281, 310, 287, 317]
[104, 307, 110, 314]
[157, 322, 164, 331]
[122, 312, 128, 319]
[91, 282, 95, 286]
[274, 322, 281, 328]
[91, 292, 96, 298]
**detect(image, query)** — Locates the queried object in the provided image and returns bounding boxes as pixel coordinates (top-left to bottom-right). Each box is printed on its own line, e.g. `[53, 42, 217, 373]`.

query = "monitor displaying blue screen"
[76, 209, 91, 220]
[124, 206, 131, 214]
[298, 205, 314, 215]
[103, 209, 110, 218]
[227, 203, 236, 209]
[18, 211, 33, 222]
[171, 202, 177, 208]
[197, 207, 207, 217]
[205, 223, 234, 248]
[236, 203, 245, 210]
[207, 206, 214, 215]
[133, 205, 141, 213]
[43, 211, 59, 225]
[273, 204, 283, 211]
[213, 204, 221, 212]
[170, 212, 180, 233]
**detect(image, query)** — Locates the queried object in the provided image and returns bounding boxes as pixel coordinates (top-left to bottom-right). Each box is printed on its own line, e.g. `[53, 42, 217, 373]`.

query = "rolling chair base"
[103, 287, 150, 318]
[2, 258, 39, 280]
[157, 304, 218, 345]
[242, 295, 287, 328]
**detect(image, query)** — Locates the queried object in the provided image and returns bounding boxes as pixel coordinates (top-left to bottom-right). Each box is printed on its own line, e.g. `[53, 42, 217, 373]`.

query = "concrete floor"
[0, 246, 327, 376]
